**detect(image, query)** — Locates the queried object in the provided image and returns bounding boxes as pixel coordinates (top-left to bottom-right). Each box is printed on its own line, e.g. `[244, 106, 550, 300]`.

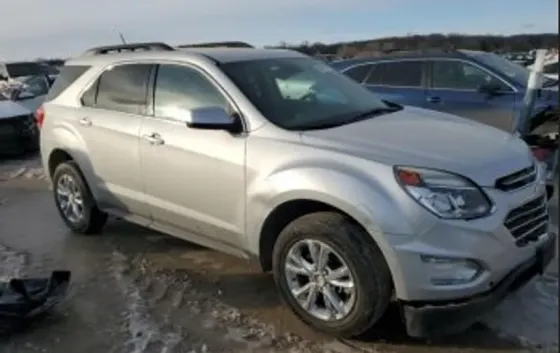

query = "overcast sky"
[0, 0, 557, 60]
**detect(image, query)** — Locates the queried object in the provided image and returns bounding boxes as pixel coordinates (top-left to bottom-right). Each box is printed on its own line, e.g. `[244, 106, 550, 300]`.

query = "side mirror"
[477, 83, 502, 96]
[186, 106, 238, 131]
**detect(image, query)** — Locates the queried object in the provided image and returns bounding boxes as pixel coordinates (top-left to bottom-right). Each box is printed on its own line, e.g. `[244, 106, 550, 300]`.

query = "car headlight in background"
[394, 166, 493, 220]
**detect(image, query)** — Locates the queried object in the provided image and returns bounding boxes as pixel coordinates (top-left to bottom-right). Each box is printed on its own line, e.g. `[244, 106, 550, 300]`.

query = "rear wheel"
[272, 211, 393, 337]
[52, 161, 107, 234]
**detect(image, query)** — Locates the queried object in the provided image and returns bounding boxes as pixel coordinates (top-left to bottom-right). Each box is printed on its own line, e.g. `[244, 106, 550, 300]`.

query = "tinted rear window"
[6, 62, 48, 78]
[365, 61, 423, 87]
[45, 65, 90, 101]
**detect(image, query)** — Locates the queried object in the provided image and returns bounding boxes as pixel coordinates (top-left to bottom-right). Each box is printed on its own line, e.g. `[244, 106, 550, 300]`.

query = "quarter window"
[154, 64, 228, 121]
[46, 65, 90, 101]
[83, 64, 152, 114]
[365, 61, 423, 87]
[431, 60, 509, 91]
[343, 64, 373, 83]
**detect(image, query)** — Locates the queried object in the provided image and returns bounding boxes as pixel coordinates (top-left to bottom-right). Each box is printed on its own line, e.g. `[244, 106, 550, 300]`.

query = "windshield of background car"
[463, 51, 531, 86]
[20, 76, 50, 98]
[220, 57, 390, 130]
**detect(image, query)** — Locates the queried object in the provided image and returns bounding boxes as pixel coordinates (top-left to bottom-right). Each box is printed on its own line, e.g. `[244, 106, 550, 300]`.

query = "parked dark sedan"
[0, 95, 39, 155]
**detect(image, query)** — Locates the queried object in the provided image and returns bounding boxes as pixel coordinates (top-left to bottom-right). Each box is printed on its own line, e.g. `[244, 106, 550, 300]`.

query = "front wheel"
[272, 211, 393, 337]
[52, 161, 107, 235]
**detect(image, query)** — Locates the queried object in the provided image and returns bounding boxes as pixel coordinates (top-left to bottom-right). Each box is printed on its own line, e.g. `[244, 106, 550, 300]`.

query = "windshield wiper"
[294, 105, 402, 131]
[347, 106, 402, 122]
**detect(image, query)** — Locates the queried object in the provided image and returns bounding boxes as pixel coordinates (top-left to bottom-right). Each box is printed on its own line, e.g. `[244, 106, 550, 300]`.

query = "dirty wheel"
[272, 211, 392, 338]
[52, 161, 107, 235]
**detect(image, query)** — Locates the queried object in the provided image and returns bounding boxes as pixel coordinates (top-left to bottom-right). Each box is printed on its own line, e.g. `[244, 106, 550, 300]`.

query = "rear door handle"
[142, 133, 164, 145]
[426, 96, 442, 104]
[79, 117, 92, 126]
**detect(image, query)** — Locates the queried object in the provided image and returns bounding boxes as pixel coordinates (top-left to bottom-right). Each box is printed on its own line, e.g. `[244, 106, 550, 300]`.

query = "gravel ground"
[0, 154, 558, 353]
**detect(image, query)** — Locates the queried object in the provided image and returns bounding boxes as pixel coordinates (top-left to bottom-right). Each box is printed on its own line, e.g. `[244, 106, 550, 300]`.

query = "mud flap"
[0, 271, 71, 335]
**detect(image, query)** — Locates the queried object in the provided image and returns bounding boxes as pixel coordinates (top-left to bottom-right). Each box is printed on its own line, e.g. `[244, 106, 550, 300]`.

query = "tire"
[52, 161, 108, 235]
[272, 211, 393, 338]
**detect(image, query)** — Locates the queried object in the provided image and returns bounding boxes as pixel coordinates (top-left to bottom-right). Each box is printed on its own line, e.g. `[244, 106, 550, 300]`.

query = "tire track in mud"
[111, 251, 354, 353]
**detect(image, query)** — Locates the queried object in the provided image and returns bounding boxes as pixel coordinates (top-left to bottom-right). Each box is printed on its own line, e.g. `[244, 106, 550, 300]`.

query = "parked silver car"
[39, 43, 555, 338]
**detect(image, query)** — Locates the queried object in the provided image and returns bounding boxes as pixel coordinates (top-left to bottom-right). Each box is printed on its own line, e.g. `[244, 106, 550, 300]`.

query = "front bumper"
[401, 231, 556, 338]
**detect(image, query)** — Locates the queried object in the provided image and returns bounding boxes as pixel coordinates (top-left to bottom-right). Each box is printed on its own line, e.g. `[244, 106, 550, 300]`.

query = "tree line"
[270, 33, 558, 58]
[36, 33, 557, 63]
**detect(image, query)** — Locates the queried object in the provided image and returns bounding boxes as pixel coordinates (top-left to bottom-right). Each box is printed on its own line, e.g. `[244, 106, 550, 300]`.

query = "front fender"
[245, 166, 416, 256]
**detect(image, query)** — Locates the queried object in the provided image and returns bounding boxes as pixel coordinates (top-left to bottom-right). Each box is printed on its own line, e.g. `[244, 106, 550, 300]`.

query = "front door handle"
[142, 133, 164, 145]
[78, 117, 92, 126]
[426, 96, 442, 104]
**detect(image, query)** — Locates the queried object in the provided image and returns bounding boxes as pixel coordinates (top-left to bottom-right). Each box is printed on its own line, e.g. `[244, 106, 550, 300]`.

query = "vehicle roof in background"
[329, 49, 471, 69]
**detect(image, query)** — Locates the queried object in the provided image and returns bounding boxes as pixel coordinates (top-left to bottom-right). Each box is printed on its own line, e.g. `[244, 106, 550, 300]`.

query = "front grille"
[495, 164, 537, 192]
[504, 195, 549, 247]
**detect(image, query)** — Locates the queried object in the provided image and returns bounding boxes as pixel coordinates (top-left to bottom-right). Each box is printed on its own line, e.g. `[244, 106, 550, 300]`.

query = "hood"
[301, 106, 533, 187]
[0, 100, 32, 119]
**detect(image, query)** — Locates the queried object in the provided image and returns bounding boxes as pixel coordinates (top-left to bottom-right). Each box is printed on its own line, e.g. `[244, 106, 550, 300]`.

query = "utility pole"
[119, 32, 127, 44]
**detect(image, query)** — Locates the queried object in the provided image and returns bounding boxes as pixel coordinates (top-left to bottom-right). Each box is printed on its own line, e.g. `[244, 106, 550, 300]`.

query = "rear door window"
[88, 64, 153, 115]
[365, 61, 423, 87]
[45, 65, 90, 101]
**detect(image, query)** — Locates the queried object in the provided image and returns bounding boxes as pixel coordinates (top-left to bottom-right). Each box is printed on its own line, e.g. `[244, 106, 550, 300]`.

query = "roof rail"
[82, 42, 175, 56]
[377, 47, 458, 57]
[177, 41, 254, 49]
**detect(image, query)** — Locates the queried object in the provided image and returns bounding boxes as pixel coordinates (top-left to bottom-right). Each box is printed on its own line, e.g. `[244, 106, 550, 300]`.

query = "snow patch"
[0, 245, 27, 281]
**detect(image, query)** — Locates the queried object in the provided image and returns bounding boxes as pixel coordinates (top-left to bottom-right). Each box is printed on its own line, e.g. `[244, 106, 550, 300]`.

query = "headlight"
[394, 166, 493, 220]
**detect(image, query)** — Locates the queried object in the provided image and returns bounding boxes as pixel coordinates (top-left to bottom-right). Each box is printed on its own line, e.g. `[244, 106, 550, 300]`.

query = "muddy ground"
[0, 154, 558, 353]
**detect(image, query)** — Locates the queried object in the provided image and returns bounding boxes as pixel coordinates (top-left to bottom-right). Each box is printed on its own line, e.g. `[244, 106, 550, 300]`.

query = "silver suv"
[39, 42, 556, 338]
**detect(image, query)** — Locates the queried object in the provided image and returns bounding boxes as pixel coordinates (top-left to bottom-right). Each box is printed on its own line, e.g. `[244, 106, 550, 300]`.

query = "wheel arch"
[48, 148, 75, 178]
[255, 192, 390, 274]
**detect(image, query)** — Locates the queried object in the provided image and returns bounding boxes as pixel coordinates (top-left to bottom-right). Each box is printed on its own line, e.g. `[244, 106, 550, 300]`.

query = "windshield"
[463, 51, 557, 87]
[220, 57, 394, 130]
[464, 51, 530, 85]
